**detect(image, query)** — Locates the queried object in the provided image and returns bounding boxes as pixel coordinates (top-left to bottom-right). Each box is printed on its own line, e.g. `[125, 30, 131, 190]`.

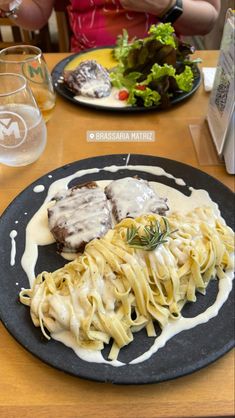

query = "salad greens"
[110, 23, 199, 108]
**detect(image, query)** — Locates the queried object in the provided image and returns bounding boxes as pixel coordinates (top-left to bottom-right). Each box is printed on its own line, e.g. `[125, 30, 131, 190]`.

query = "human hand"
[0, 0, 21, 8]
[0, 1, 11, 6]
[120, 0, 174, 16]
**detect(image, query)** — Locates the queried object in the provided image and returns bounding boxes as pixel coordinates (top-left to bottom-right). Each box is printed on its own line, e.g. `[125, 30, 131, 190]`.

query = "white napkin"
[202, 67, 216, 92]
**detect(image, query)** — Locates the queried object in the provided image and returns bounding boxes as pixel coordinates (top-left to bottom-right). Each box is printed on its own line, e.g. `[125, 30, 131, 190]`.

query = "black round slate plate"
[51, 47, 201, 112]
[0, 154, 234, 384]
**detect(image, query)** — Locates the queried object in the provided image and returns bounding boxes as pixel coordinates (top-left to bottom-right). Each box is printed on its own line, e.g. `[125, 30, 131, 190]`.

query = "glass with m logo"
[0, 45, 56, 123]
[0, 73, 47, 166]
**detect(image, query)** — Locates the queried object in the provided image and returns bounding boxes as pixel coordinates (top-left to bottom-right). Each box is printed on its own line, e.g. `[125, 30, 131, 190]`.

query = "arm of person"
[0, 0, 54, 29]
[120, 0, 221, 35]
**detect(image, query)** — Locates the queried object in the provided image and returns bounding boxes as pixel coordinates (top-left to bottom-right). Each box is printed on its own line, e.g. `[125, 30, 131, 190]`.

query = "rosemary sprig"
[126, 217, 176, 251]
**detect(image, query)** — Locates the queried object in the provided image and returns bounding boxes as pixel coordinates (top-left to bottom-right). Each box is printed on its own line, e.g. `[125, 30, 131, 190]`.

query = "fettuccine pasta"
[20, 207, 234, 360]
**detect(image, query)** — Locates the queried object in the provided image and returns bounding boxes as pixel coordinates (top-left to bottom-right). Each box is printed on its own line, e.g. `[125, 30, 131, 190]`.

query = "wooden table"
[0, 51, 234, 418]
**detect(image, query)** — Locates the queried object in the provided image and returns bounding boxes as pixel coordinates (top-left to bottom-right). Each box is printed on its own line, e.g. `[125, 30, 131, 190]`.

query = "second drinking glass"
[0, 73, 47, 167]
[0, 45, 56, 123]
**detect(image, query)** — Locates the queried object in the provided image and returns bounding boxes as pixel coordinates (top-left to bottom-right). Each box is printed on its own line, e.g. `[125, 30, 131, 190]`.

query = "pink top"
[67, 0, 158, 52]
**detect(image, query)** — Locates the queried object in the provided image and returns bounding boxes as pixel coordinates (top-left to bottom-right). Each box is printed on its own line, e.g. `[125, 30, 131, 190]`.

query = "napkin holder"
[206, 8, 235, 174]
[222, 110, 235, 174]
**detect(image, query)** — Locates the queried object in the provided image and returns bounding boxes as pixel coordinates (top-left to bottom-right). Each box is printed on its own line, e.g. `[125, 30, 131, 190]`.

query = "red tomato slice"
[118, 90, 129, 100]
[135, 85, 146, 91]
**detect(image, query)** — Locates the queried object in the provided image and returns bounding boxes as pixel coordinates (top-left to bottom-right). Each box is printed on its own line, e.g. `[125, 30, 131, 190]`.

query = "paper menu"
[206, 8, 235, 156]
[223, 109, 235, 174]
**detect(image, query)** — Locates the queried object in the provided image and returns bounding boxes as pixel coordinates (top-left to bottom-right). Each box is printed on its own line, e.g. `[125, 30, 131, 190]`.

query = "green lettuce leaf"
[146, 63, 176, 84]
[128, 87, 161, 107]
[110, 69, 141, 90]
[112, 29, 130, 62]
[110, 23, 197, 108]
[148, 23, 176, 48]
[175, 66, 194, 92]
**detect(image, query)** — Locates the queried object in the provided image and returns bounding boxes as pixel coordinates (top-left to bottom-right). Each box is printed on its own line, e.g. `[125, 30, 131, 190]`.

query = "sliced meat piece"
[48, 182, 112, 253]
[63, 60, 111, 98]
[105, 177, 169, 222]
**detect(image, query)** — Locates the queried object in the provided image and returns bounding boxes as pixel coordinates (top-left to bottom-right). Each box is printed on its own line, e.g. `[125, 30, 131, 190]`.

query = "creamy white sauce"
[79, 78, 110, 98]
[131, 268, 234, 364]
[51, 330, 124, 366]
[105, 165, 186, 186]
[74, 87, 129, 108]
[19, 163, 234, 366]
[48, 185, 111, 253]
[125, 153, 130, 166]
[10, 230, 17, 266]
[21, 165, 186, 285]
[105, 177, 168, 222]
[33, 185, 45, 193]
[151, 183, 220, 216]
[21, 201, 55, 286]
[175, 178, 186, 186]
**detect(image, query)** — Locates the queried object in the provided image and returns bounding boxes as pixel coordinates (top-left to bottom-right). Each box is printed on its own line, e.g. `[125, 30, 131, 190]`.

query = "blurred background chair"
[0, 18, 52, 51]
[0, 0, 70, 52]
[54, 0, 70, 52]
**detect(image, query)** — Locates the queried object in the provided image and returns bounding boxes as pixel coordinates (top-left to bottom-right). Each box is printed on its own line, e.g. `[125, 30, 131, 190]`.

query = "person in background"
[0, 1, 221, 52]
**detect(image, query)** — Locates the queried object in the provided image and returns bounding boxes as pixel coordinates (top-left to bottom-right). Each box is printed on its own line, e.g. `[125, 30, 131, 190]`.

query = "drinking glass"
[0, 45, 56, 123]
[0, 73, 47, 167]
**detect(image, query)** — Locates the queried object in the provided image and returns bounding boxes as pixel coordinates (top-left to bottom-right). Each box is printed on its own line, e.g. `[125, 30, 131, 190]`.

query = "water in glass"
[0, 73, 47, 167]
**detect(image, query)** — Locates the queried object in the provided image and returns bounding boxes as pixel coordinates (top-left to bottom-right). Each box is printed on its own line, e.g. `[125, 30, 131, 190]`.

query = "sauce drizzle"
[10, 230, 17, 266]
[19, 163, 234, 366]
